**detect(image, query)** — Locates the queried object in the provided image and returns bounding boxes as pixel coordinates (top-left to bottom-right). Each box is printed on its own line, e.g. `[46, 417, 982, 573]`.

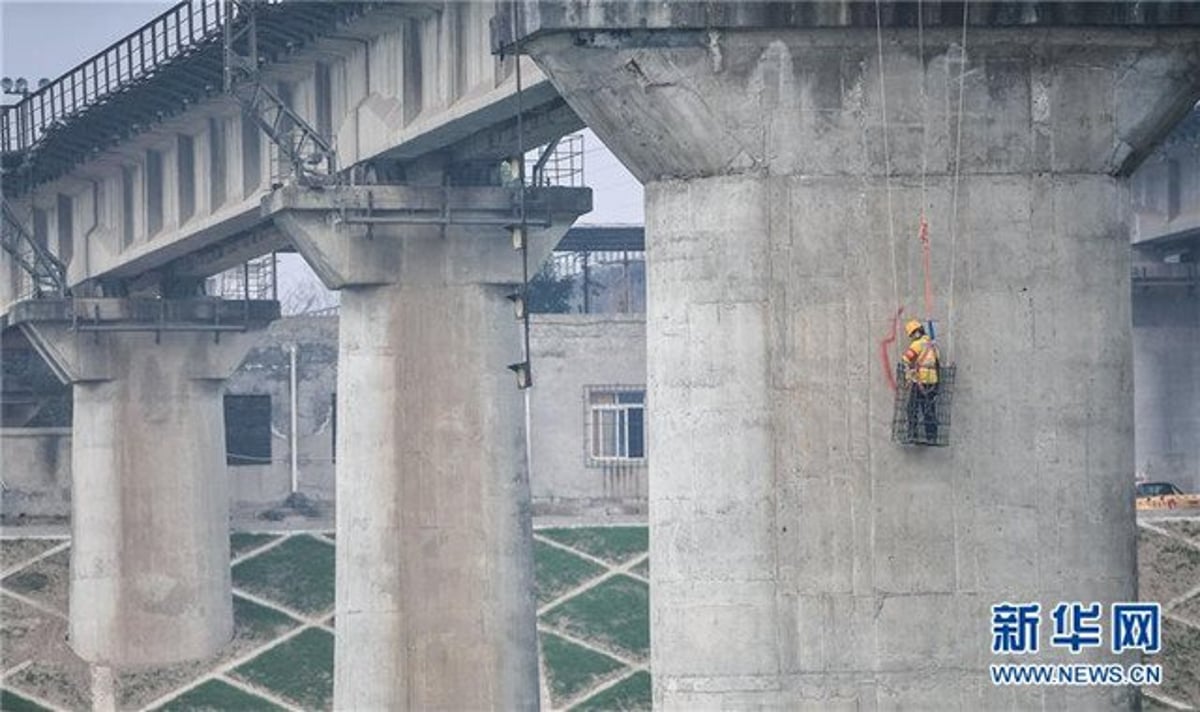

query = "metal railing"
[0, 0, 222, 155]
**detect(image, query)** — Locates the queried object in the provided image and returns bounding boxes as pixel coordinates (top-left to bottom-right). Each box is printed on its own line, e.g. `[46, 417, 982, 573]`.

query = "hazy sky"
[0, 1, 643, 225]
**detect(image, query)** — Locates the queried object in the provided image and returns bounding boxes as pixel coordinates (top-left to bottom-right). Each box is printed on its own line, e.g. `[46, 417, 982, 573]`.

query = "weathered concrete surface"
[0, 428, 71, 519]
[14, 298, 275, 666]
[519, 20, 1200, 709]
[271, 184, 589, 710]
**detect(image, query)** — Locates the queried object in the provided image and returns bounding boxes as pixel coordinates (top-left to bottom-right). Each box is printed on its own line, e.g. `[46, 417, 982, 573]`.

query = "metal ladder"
[1, 199, 67, 298]
[223, 0, 338, 187]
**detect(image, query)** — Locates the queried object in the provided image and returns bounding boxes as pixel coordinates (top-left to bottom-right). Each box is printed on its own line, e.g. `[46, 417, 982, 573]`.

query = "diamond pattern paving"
[1, 548, 70, 614]
[231, 627, 335, 710]
[538, 527, 649, 565]
[540, 631, 626, 707]
[541, 574, 650, 664]
[231, 534, 335, 616]
[152, 678, 285, 711]
[6, 521, 1188, 710]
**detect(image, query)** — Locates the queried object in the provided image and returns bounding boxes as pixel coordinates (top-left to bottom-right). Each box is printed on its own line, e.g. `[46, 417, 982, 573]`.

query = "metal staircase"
[1, 200, 67, 298]
[223, 0, 338, 187]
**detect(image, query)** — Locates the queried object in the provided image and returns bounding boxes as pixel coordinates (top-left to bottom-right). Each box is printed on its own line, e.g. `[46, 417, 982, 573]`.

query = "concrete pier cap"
[10, 297, 279, 666]
[267, 183, 590, 710]
[499, 2, 1200, 709]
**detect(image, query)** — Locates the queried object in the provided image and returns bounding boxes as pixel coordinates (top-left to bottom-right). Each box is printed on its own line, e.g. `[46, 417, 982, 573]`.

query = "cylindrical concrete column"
[523, 21, 1200, 708]
[1133, 289, 1200, 491]
[332, 281, 538, 710]
[270, 185, 589, 710]
[15, 322, 263, 666]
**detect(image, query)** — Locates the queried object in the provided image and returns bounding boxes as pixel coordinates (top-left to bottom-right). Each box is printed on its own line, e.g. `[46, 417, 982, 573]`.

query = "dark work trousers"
[907, 382, 939, 444]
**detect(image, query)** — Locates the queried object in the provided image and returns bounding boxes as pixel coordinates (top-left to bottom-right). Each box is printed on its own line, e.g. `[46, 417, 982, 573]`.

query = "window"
[224, 394, 272, 466]
[587, 387, 645, 462]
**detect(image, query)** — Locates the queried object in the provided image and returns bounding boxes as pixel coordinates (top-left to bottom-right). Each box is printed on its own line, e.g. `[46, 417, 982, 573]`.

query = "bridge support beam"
[12, 298, 278, 666]
[519, 22, 1200, 708]
[268, 184, 590, 710]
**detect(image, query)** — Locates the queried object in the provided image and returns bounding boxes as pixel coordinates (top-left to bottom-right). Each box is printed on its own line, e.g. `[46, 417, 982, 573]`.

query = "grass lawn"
[539, 528, 649, 565]
[153, 679, 286, 712]
[535, 540, 605, 605]
[229, 533, 280, 558]
[1, 549, 70, 614]
[540, 632, 624, 706]
[572, 670, 652, 711]
[231, 627, 334, 710]
[0, 540, 62, 573]
[231, 535, 335, 615]
[541, 574, 650, 662]
[0, 688, 52, 712]
[116, 596, 301, 709]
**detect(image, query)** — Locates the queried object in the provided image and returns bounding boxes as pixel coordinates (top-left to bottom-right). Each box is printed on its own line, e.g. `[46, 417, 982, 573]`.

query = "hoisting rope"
[873, 0, 906, 391]
[874, 0, 900, 316]
[512, 0, 532, 388]
[945, 0, 970, 362]
[916, 0, 935, 326]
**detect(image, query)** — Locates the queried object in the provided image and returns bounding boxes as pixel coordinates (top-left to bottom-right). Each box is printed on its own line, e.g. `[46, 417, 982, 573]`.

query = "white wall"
[527, 313, 647, 516]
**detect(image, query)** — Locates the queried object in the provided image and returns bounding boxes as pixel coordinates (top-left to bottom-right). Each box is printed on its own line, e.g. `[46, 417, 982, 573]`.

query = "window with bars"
[586, 387, 646, 463]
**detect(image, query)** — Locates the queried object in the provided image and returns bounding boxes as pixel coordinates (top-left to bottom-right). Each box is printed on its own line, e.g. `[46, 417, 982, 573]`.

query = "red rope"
[919, 214, 934, 319]
[879, 306, 904, 392]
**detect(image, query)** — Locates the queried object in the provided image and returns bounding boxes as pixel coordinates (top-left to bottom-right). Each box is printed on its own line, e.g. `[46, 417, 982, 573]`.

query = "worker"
[902, 319, 940, 444]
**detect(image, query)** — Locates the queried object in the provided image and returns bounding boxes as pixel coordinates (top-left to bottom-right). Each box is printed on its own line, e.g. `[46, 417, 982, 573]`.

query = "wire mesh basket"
[892, 363, 955, 447]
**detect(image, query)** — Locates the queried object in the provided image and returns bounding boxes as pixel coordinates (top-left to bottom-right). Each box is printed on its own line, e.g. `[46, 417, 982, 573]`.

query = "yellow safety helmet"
[904, 319, 923, 338]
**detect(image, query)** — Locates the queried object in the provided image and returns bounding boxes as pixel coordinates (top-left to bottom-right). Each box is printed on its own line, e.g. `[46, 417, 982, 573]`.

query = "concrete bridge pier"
[515, 14, 1200, 709]
[12, 298, 278, 666]
[268, 184, 589, 710]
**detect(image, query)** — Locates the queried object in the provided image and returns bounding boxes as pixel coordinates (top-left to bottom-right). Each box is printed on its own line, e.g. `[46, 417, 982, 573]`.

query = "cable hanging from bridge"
[499, 0, 535, 393]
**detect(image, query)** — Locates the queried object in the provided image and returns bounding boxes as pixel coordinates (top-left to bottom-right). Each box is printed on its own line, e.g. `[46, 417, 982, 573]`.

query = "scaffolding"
[208, 254, 277, 301]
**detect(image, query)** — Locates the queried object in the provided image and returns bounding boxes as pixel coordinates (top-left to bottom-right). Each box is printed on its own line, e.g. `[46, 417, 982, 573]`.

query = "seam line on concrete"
[0, 540, 71, 578]
[0, 588, 67, 621]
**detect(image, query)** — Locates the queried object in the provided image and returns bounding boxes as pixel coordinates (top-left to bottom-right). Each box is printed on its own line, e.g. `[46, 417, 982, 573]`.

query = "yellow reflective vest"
[903, 335, 939, 385]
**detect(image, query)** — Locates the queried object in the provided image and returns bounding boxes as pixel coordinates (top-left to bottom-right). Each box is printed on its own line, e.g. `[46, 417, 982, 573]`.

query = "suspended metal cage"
[891, 363, 956, 447]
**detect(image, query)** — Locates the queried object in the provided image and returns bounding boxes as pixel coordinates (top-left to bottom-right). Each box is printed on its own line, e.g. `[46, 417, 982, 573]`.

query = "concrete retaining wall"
[0, 427, 71, 518]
